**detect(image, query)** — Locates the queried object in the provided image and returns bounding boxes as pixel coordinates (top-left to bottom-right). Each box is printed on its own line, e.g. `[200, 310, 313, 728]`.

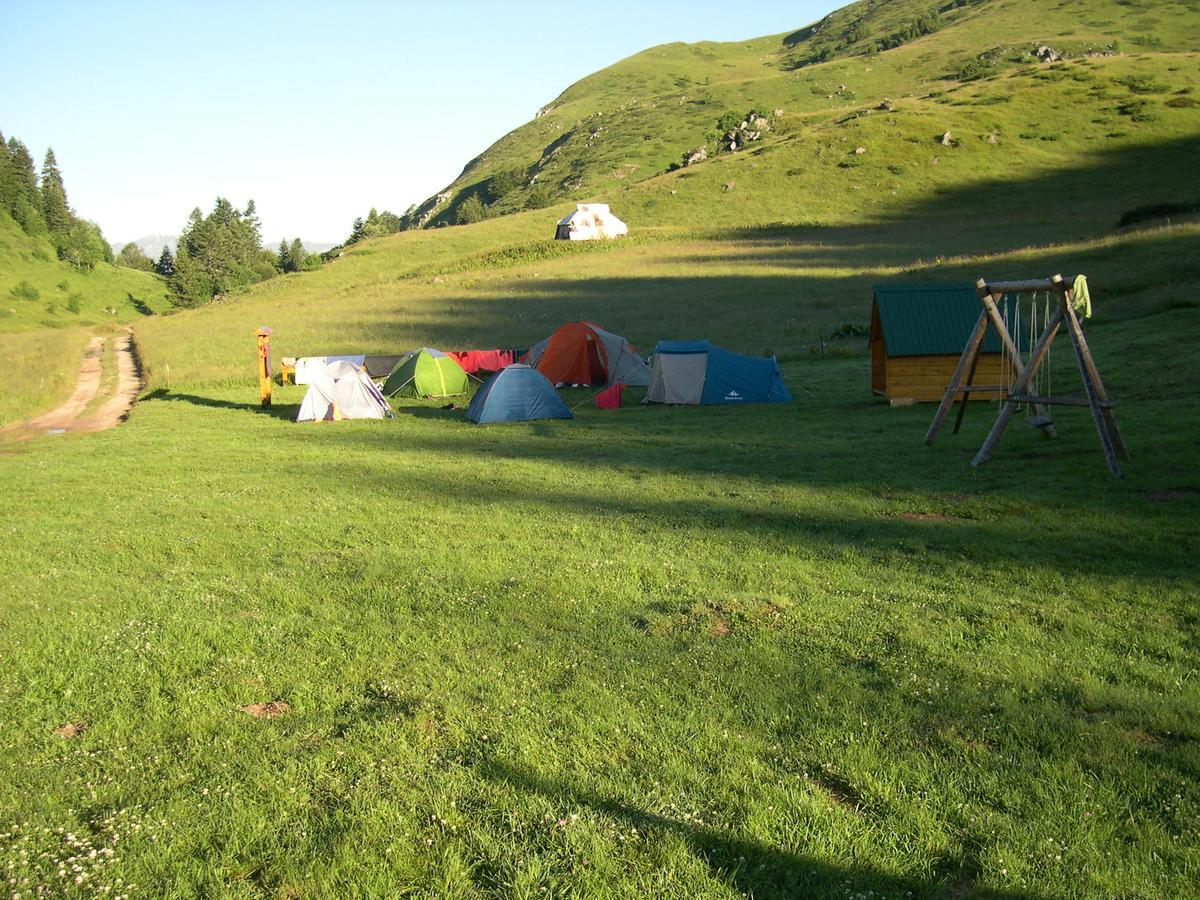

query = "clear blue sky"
[0, 1, 836, 244]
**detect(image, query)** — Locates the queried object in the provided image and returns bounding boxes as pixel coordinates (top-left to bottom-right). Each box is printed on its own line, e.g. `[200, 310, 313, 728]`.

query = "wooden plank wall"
[881, 352, 1009, 402]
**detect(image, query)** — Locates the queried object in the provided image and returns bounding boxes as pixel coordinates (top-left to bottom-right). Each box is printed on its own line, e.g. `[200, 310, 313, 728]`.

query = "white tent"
[294, 355, 366, 385]
[554, 204, 628, 241]
[296, 360, 392, 422]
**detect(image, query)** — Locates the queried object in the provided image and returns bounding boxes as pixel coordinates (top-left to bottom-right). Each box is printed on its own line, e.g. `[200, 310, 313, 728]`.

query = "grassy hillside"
[0, 212, 171, 334]
[0, 211, 172, 423]
[416, 0, 1200, 227]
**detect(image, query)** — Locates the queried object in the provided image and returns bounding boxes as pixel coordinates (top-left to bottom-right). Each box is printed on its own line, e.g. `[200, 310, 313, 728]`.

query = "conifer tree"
[169, 198, 276, 305]
[40, 148, 71, 235]
[349, 217, 365, 244]
[277, 238, 291, 272]
[0, 131, 14, 213]
[6, 139, 44, 232]
[289, 237, 305, 272]
[244, 199, 262, 246]
[155, 245, 175, 277]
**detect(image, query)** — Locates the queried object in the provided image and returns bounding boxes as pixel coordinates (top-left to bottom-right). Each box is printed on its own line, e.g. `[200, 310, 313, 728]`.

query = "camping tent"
[524, 321, 650, 387]
[465, 365, 573, 425]
[870, 283, 1019, 403]
[554, 204, 628, 241]
[643, 341, 792, 405]
[294, 355, 366, 385]
[297, 360, 392, 422]
[382, 348, 470, 398]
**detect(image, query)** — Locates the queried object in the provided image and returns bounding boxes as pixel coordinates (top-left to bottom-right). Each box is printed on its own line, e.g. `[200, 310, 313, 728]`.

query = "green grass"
[2, 1, 1200, 895]
[0, 326, 94, 427]
[415, 0, 1200, 227]
[0, 213, 171, 335]
[1, 299, 1197, 896]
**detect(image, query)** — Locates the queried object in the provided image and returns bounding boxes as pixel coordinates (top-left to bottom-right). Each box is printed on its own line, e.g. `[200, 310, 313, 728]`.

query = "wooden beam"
[1007, 394, 1115, 408]
[982, 277, 1077, 294]
[925, 308, 988, 446]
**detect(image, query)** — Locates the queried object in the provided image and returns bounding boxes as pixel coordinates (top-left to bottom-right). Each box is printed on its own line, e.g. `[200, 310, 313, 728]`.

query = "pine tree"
[349, 217, 365, 244]
[0, 131, 14, 213]
[289, 237, 305, 272]
[243, 199, 262, 247]
[278, 238, 291, 272]
[6, 139, 43, 232]
[168, 198, 278, 305]
[155, 245, 175, 277]
[40, 148, 71, 235]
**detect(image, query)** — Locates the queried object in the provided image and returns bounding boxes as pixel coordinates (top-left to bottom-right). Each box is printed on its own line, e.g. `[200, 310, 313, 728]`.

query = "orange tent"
[525, 321, 651, 387]
[539, 322, 607, 384]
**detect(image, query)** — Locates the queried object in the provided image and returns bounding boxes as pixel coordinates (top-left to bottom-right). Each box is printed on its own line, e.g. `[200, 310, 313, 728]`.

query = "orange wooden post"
[255, 327, 273, 407]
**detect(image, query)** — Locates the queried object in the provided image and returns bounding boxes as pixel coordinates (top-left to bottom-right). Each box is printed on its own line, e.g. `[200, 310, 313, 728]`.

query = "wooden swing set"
[924, 273, 1128, 476]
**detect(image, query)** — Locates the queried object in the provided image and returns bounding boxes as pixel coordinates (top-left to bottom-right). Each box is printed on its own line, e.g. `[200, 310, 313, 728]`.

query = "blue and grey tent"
[643, 341, 791, 405]
[464, 365, 574, 424]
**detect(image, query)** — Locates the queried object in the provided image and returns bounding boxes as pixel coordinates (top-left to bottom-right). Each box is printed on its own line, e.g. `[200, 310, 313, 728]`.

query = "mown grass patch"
[1, 296, 1197, 895]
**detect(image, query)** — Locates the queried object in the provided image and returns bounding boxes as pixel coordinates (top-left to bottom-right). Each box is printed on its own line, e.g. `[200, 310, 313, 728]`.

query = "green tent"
[382, 348, 469, 398]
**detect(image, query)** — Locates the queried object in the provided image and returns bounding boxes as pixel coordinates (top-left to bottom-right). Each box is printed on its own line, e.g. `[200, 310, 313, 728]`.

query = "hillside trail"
[0, 329, 142, 441]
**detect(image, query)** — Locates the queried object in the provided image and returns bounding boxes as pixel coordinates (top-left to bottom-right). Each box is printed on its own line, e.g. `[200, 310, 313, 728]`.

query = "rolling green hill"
[414, 0, 1199, 231]
[0, 211, 172, 425]
[0, 211, 170, 333]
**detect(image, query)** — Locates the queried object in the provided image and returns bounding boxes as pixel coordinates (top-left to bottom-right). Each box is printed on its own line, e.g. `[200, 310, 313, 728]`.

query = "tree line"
[0, 128, 113, 270]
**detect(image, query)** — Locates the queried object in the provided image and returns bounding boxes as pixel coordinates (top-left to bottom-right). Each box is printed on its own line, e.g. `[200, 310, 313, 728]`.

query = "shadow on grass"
[143, 388, 299, 422]
[482, 759, 1043, 899]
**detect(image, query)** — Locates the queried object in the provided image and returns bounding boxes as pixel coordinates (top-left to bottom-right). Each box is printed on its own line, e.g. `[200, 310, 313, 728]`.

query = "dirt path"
[1, 329, 142, 440]
[74, 331, 141, 432]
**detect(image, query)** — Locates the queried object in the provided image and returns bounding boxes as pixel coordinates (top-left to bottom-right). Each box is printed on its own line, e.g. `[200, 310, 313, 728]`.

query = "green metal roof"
[872, 282, 1027, 357]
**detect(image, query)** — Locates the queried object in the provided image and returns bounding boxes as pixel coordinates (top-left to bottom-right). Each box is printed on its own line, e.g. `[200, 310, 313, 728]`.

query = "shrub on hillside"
[524, 184, 554, 210]
[455, 195, 487, 225]
[486, 168, 525, 204]
[116, 241, 155, 272]
[9, 280, 39, 301]
[1117, 75, 1170, 94]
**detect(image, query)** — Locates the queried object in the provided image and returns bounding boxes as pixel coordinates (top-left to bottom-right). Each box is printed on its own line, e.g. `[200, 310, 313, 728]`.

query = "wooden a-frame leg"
[952, 345, 981, 435]
[1063, 303, 1129, 460]
[973, 302, 1065, 467]
[925, 310, 988, 446]
[1063, 306, 1124, 476]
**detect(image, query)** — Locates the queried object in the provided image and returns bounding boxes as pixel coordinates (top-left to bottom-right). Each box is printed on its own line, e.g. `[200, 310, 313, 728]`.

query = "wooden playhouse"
[870, 283, 1014, 403]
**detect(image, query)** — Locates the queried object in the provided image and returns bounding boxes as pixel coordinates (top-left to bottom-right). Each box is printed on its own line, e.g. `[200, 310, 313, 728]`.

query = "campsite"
[1, 1, 1199, 897]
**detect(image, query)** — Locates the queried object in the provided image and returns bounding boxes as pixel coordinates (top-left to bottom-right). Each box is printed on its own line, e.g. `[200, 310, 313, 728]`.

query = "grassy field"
[3, 208, 1199, 896]
[2, 0, 1199, 896]
[1, 315, 1197, 897]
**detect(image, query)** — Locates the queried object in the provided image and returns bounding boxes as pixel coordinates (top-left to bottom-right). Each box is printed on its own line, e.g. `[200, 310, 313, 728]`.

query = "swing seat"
[1026, 413, 1054, 429]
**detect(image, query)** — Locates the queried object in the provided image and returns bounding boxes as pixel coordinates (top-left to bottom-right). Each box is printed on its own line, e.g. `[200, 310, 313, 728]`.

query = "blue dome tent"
[465, 365, 574, 425]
